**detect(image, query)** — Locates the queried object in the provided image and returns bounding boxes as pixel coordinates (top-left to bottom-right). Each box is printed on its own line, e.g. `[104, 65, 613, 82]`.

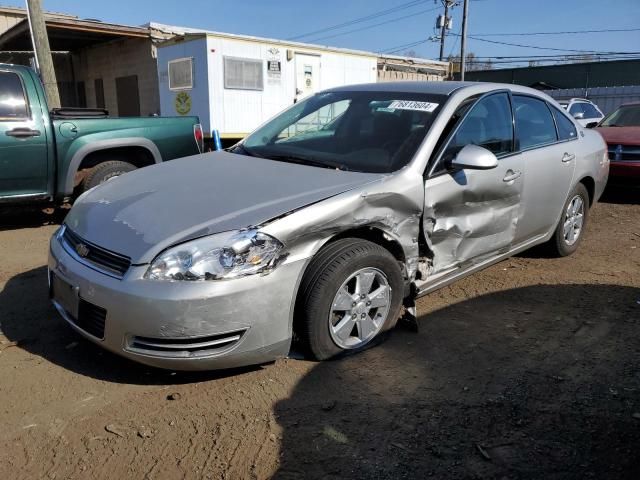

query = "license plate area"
[50, 272, 79, 319]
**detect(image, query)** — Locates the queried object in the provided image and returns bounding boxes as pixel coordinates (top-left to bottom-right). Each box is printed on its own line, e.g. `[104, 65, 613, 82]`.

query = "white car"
[558, 98, 604, 128]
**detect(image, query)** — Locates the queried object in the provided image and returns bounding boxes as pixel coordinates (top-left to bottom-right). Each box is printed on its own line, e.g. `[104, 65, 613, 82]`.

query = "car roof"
[564, 98, 595, 104]
[323, 81, 547, 98]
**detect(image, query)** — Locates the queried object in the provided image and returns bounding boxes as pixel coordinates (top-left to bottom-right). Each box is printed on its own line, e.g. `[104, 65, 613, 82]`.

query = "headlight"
[145, 230, 283, 281]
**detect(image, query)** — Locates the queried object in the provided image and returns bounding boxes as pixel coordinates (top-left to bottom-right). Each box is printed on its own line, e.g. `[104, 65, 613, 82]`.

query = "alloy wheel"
[328, 267, 391, 349]
[563, 195, 585, 246]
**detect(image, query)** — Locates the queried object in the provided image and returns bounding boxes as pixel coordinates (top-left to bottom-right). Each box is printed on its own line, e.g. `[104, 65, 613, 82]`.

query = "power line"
[466, 52, 640, 59]
[468, 56, 640, 65]
[450, 32, 616, 53]
[447, 28, 460, 58]
[470, 27, 640, 37]
[381, 39, 430, 54]
[287, 0, 427, 41]
[305, 6, 439, 43]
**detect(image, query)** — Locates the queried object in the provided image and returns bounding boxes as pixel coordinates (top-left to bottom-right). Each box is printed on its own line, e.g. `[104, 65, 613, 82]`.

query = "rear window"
[0, 71, 28, 119]
[582, 103, 601, 118]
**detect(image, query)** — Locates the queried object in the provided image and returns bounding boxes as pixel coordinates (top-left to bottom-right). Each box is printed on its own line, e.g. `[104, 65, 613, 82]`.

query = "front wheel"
[297, 238, 404, 360]
[548, 183, 590, 257]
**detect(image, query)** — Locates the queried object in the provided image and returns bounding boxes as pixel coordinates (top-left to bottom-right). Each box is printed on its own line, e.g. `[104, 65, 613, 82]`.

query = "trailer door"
[295, 54, 320, 102]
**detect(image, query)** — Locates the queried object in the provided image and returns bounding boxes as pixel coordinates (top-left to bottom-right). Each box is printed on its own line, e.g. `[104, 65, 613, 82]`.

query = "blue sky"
[3, 0, 640, 65]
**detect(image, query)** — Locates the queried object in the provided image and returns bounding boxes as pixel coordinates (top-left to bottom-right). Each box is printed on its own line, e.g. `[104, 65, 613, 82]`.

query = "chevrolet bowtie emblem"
[75, 243, 90, 258]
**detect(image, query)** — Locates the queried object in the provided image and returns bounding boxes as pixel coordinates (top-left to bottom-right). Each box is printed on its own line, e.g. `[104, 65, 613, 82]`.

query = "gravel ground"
[0, 187, 638, 480]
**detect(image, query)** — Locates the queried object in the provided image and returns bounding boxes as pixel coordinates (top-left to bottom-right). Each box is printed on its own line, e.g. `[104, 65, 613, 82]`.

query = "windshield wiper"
[266, 154, 349, 171]
[227, 143, 264, 158]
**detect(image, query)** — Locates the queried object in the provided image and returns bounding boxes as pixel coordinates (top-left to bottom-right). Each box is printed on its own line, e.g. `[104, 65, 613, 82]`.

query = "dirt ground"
[0, 187, 638, 480]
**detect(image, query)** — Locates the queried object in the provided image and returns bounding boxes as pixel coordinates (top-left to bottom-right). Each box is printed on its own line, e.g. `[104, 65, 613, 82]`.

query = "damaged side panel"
[422, 160, 525, 276]
[260, 172, 425, 283]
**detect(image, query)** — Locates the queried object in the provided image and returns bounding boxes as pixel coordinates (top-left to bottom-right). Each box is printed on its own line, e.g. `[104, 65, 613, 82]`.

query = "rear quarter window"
[551, 106, 578, 141]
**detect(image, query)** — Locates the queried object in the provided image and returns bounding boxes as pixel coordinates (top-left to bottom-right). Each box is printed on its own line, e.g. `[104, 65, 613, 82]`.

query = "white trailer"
[156, 29, 378, 141]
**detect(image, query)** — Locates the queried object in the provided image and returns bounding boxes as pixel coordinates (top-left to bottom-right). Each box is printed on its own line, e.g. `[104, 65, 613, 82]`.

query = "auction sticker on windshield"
[388, 100, 439, 112]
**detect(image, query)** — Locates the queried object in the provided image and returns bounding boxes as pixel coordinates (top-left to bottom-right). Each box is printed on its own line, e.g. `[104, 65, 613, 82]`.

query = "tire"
[297, 238, 404, 360]
[81, 160, 137, 193]
[548, 183, 590, 257]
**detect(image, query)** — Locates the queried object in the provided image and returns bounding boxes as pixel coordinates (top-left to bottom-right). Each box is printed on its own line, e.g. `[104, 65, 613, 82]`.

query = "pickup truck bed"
[0, 64, 203, 204]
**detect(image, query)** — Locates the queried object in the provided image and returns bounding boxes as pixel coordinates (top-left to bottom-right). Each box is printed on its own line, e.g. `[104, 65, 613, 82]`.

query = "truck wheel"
[297, 238, 404, 360]
[81, 161, 136, 193]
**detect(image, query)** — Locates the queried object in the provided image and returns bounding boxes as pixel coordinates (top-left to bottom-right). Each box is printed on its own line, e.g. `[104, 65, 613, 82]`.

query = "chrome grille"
[61, 226, 131, 278]
[608, 144, 640, 162]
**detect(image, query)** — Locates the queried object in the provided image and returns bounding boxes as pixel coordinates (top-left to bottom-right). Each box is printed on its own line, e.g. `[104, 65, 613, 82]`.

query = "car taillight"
[194, 124, 204, 153]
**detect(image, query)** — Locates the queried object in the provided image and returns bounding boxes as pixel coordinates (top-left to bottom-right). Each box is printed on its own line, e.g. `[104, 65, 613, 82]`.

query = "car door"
[511, 95, 577, 242]
[423, 91, 525, 275]
[0, 69, 49, 198]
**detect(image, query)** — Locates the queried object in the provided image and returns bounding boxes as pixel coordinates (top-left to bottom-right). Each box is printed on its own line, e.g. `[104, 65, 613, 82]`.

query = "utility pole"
[25, 0, 60, 108]
[459, 0, 469, 80]
[438, 0, 455, 62]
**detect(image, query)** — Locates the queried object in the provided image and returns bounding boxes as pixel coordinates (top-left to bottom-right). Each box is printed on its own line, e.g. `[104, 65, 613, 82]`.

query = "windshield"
[600, 104, 640, 127]
[239, 90, 446, 173]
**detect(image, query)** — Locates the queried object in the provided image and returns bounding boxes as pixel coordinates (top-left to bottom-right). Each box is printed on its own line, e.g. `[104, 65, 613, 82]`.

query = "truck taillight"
[194, 124, 204, 153]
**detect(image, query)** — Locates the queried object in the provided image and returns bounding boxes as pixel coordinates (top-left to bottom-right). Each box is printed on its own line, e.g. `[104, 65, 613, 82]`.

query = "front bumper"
[610, 161, 640, 179]
[48, 231, 306, 370]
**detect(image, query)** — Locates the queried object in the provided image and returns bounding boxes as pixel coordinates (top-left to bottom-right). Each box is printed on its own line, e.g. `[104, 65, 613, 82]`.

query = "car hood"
[64, 151, 383, 263]
[595, 126, 640, 146]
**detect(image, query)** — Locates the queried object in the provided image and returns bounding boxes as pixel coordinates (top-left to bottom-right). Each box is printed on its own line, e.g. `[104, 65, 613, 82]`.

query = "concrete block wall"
[75, 37, 160, 116]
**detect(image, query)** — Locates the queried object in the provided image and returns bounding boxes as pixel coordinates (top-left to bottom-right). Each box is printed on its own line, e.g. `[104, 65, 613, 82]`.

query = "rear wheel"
[81, 160, 136, 193]
[297, 238, 404, 360]
[548, 183, 589, 257]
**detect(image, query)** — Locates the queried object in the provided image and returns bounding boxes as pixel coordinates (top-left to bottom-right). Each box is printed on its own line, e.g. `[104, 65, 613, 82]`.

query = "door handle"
[503, 170, 522, 182]
[562, 152, 575, 163]
[6, 128, 41, 138]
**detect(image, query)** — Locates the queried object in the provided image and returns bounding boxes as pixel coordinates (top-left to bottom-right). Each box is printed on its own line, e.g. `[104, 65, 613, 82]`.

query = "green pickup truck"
[0, 64, 203, 205]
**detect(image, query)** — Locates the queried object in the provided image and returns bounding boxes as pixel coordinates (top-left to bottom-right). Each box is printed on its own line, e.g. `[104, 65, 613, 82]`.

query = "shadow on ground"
[273, 284, 640, 480]
[2, 266, 639, 478]
[0, 266, 260, 385]
[0, 206, 67, 231]
[600, 183, 639, 205]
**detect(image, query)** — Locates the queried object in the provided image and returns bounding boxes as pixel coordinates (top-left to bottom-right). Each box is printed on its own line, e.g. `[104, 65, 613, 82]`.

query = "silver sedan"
[49, 81, 609, 370]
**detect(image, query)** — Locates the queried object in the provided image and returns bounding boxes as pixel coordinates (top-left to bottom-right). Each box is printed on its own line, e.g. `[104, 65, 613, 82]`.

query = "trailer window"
[278, 100, 350, 140]
[168, 58, 193, 90]
[224, 57, 264, 91]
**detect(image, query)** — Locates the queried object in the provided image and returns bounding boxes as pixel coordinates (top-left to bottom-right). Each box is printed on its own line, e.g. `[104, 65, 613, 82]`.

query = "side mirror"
[572, 111, 585, 120]
[585, 121, 598, 129]
[450, 144, 498, 170]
